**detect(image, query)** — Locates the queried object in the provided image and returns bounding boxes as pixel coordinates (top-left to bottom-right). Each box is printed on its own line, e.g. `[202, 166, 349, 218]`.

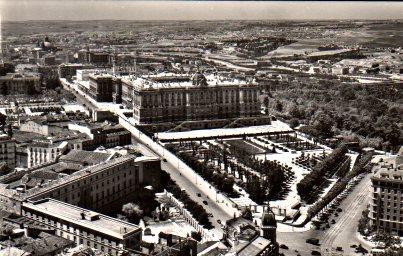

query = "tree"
[241, 207, 253, 221]
[263, 95, 270, 114]
[311, 111, 334, 138]
[289, 118, 300, 129]
[357, 209, 371, 235]
[122, 203, 143, 224]
[0, 82, 8, 95]
[275, 100, 283, 112]
[0, 113, 6, 127]
[340, 85, 356, 100]
[191, 231, 202, 242]
[289, 105, 304, 119]
[373, 232, 400, 247]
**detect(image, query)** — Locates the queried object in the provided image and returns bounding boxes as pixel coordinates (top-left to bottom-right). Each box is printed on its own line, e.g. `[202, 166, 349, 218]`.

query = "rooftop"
[0, 73, 40, 80]
[237, 236, 272, 256]
[0, 231, 74, 256]
[156, 121, 292, 141]
[121, 72, 255, 90]
[23, 199, 141, 240]
[373, 148, 403, 182]
[0, 155, 137, 200]
[59, 150, 113, 166]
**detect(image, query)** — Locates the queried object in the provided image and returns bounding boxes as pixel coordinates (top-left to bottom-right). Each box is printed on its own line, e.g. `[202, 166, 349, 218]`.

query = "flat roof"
[121, 73, 255, 90]
[156, 121, 293, 141]
[23, 198, 141, 240]
[237, 237, 272, 256]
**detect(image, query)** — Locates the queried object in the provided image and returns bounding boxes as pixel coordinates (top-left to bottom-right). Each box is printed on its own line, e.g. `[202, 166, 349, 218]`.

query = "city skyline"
[0, 2, 402, 255]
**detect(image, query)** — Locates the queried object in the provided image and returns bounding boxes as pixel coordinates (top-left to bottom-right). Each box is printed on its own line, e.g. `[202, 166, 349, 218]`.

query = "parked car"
[306, 238, 320, 245]
[311, 250, 321, 255]
[279, 244, 289, 250]
[203, 200, 208, 205]
[197, 193, 201, 197]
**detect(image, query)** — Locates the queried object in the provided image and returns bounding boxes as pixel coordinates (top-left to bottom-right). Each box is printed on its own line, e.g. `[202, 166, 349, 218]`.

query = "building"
[22, 198, 142, 255]
[85, 73, 122, 103]
[0, 62, 15, 76]
[332, 66, 349, 75]
[38, 54, 56, 66]
[122, 72, 261, 125]
[0, 154, 162, 214]
[0, 133, 16, 169]
[237, 236, 277, 256]
[58, 63, 93, 79]
[0, 73, 41, 95]
[0, 217, 75, 256]
[20, 120, 65, 137]
[75, 70, 123, 104]
[68, 122, 131, 150]
[27, 140, 68, 168]
[261, 208, 277, 242]
[224, 210, 278, 256]
[88, 52, 111, 66]
[370, 147, 403, 235]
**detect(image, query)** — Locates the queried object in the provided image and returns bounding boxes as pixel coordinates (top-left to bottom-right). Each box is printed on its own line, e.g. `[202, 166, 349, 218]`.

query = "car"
[355, 244, 368, 254]
[217, 219, 221, 224]
[203, 200, 208, 205]
[197, 193, 201, 197]
[279, 244, 289, 250]
[162, 158, 167, 162]
[336, 246, 343, 251]
[311, 250, 321, 255]
[306, 238, 320, 245]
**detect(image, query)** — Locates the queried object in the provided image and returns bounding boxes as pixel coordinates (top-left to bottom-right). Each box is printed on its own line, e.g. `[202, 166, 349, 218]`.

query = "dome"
[191, 71, 207, 86]
[261, 210, 276, 227]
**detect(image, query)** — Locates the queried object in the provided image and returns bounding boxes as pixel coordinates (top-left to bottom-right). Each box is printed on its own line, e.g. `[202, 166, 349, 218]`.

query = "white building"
[27, 140, 68, 168]
[22, 198, 142, 256]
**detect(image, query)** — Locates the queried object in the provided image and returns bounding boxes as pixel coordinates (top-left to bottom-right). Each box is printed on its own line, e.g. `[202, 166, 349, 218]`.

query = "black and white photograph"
[0, 1, 402, 255]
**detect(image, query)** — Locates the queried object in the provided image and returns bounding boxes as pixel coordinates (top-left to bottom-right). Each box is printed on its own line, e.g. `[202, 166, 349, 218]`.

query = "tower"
[261, 205, 277, 243]
[191, 71, 207, 87]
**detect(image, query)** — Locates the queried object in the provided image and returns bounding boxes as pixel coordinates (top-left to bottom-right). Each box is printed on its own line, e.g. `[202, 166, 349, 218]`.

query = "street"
[277, 173, 372, 256]
[136, 141, 231, 239]
[320, 173, 372, 256]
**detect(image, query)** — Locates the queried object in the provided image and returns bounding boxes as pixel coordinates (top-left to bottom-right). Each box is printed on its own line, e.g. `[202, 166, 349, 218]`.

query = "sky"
[1, 1, 402, 21]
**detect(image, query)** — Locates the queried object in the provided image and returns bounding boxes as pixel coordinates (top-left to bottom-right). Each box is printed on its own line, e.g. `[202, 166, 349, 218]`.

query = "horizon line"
[3, 18, 403, 22]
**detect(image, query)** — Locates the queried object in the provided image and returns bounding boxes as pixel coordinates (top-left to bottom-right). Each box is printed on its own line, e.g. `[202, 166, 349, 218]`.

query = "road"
[277, 173, 372, 256]
[135, 141, 231, 239]
[320, 173, 372, 255]
[62, 78, 231, 239]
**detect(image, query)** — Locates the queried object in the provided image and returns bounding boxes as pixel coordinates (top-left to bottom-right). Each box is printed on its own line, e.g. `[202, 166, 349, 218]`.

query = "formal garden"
[165, 137, 296, 205]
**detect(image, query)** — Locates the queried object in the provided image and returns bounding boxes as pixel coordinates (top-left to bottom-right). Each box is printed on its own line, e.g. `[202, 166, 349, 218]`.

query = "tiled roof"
[59, 150, 112, 165]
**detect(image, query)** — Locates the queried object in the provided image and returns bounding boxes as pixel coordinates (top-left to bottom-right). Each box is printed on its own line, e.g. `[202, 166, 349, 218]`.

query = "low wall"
[163, 190, 215, 242]
[119, 115, 239, 219]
